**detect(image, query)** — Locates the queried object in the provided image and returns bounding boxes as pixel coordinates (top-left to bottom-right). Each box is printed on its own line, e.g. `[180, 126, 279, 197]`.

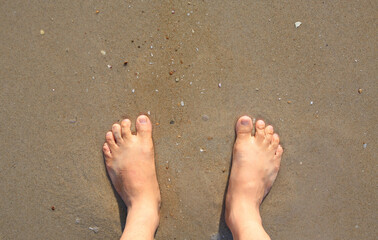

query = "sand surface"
[0, 1, 376, 239]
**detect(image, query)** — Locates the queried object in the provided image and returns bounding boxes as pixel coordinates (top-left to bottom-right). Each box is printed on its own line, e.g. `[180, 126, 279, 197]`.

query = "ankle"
[121, 206, 160, 240]
[226, 204, 262, 235]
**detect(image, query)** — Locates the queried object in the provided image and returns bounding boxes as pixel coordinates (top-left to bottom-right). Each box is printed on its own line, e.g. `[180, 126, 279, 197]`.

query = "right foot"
[103, 115, 161, 239]
[225, 116, 283, 239]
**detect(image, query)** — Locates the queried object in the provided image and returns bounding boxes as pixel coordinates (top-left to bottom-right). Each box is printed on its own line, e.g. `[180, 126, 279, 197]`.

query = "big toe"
[235, 116, 253, 140]
[136, 115, 152, 138]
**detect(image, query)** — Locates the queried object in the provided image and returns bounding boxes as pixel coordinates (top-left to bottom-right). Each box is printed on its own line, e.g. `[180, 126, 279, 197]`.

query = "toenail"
[241, 119, 250, 126]
[139, 116, 147, 124]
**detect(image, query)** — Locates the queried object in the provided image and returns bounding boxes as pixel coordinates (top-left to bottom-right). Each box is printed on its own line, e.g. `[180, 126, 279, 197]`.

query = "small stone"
[51, 206, 55, 211]
[147, 111, 151, 115]
[170, 120, 175, 124]
[295, 21, 302, 28]
[40, 29, 45, 35]
[100, 50, 106, 55]
[75, 218, 81, 224]
[218, 83, 222, 88]
[95, 10, 100, 14]
[169, 70, 175, 75]
[299, 161, 303, 165]
[89, 226, 99, 233]
[171, 10, 175, 14]
[355, 225, 359, 229]
[69, 117, 77, 123]
[255, 88, 259, 91]
[222, 167, 226, 173]
[200, 148, 205, 152]
[202, 115, 209, 121]
[310, 101, 314, 105]
[131, 89, 135, 93]
[287, 101, 292, 104]
[358, 88, 362, 94]
[107, 64, 112, 69]
[175, 78, 180, 82]
[363, 143, 367, 149]
[180, 101, 184, 106]
[123, 61, 128, 66]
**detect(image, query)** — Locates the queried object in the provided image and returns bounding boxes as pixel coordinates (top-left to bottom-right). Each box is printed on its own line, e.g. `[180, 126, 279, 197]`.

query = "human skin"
[103, 115, 160, 240]
[102, 115, 282, 240]
[225, 116, 283, 240]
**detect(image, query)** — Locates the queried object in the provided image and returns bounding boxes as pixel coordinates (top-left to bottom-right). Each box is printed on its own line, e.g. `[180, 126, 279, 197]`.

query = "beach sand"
[0, 1, 376, 239]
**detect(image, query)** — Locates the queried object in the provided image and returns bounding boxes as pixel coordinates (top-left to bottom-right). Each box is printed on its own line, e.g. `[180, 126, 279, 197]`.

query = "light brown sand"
[0, 1, 376, 239]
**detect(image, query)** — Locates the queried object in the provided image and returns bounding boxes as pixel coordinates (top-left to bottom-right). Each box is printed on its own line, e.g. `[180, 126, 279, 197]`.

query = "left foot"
[103, 115, 160, 239]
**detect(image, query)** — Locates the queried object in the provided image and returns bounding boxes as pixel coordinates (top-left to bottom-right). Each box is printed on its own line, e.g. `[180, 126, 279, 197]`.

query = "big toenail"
[139, 116, 147, 124]
[241, 119, 250, 125]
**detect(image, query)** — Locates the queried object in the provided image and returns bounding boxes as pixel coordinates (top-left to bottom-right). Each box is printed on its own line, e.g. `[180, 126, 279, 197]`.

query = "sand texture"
[0, 1, 376, 239]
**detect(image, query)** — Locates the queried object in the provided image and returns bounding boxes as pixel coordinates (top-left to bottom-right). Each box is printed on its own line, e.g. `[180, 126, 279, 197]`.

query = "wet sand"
[0, 1, 376, 239]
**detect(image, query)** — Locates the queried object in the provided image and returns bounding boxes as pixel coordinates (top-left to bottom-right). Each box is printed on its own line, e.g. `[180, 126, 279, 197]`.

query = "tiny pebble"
[180, 101, 184, 106]
[170, 120, 175, 124]
[171, 10, 175, 14]
[100, 50, 106, 55]
[255, 88, 259, 91]
[299, 161, 303, 165]
[202, 115, 209, 121]
[75, 218, 81, 224]
[40, 29, 45, 35]
[89, 226, 99, 233]
[295, 21, 302, 28]
[132, 89, 135, 93]
[310, 101, 314, 105]
[200, 148, 205, 152]
[69, 118, 77, 123]
[287, 101, 292, 104]
[107, 64, 112, 69]
[358, 88, 362, 94]
[355, 225, 359, 229]
[147, 111, 151, 115]
[218, 83, 222, 88]
[363, 143, 367, 149]
[175, 78, 180, 82]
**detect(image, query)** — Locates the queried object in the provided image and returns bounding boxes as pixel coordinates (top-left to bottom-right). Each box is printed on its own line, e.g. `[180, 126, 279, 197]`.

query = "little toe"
[112, 123, 123, 144]
[121, 119, 132, 139]
[103, 143, 112, 161]
[270, 133, 280, 149]
[235, 116, 253, 140]
[264, 125, 274, 144]
[136, 115, 152, 138]
[106, 131, 117, 149]
[275, 145, 283, 158]
[255, 120, 266, 143]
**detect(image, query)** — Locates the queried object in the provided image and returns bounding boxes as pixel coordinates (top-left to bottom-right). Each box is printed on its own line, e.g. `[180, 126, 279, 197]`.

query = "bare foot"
[225, 116, 283, 240]
[103, 115, 161, 240]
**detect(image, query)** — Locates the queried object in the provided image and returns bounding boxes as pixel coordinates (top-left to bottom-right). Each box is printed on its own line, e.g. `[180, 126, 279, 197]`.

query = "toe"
[106, 131, 117, 149]
[235, 116, 253, 140]
[264, 125, 274, 144]
[255, 120, 266, 143]
[275, 145, 283, 157]
[271, 133, 280, 149]
[112, 123, 123, 144]
[103, 143, 112, 161]
[136, 115, 152, 138]
[121, 119, 132, 139]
